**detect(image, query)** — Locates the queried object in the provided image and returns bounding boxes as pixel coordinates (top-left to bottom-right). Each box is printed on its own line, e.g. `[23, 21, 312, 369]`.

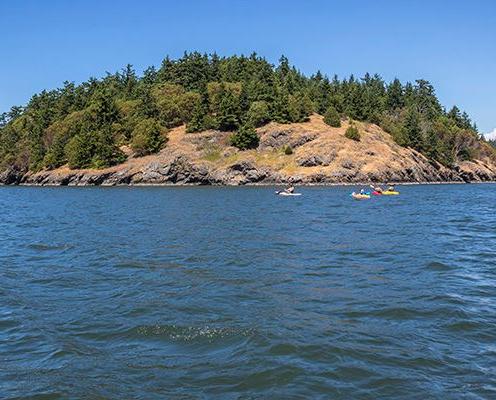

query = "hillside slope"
[3, 115, 496, 185]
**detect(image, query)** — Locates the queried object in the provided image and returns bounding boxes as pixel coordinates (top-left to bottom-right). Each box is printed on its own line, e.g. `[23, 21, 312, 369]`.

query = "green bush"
[284, 145, 293, 155]
[229, 125, 259, 150]
[324, 106, 341, 127]
[131, 118, 166, 156]
[345, 125, 360, 141]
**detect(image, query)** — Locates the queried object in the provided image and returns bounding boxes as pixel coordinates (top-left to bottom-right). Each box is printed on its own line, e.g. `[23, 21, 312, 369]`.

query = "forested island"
[1, 52, 495, 185]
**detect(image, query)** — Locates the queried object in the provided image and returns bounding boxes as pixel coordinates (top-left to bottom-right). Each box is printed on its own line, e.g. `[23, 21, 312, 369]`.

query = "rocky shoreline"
[2, 116, 496, 187]
[2, 155, 495, 187]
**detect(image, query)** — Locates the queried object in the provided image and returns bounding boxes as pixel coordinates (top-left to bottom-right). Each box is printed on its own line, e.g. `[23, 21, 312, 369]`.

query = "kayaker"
[370, 185, 383, 193]
[387, 185, 395, 192]
[285, 185, 295, 194]
[359, 188, 366, 195]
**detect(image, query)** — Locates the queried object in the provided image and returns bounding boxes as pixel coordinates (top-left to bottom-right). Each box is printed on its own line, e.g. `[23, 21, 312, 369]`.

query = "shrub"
[284, 145, 293, 155]
[324, 106, 341, 127]
[131, 118, 166, 156]
[154, 83, 200, 128]
[345, 125, 360, 141]
[229, 125, 259, 150]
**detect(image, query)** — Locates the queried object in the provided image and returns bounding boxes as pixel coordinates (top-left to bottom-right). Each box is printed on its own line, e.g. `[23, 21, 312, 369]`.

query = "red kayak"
[372, 191, 382, 196]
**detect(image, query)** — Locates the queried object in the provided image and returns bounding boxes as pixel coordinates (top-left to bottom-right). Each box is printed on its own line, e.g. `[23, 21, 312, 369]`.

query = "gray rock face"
[259, 130, 291, 150]
[297, 156, 326, 167]
[2, 153, 496, 186]
[297, 151, 336, 167]
[223, 161, 269, 184]
[341, 160, 355, 170]
[136, 156, 211, 184]
[259, 130, 317, 151]
[0, 168, 25, 185]
[290, 133, 317, 148]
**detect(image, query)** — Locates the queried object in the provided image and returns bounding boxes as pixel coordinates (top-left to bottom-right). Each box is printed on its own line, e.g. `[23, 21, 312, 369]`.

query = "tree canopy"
[0, 52, 490, 172]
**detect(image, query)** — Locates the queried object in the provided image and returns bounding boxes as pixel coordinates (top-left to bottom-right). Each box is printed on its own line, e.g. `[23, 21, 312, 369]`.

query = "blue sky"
[1, 0, 495, 135]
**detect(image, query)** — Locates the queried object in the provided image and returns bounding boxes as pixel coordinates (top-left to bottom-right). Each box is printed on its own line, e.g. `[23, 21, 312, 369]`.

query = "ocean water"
[0, 185, 495, 399]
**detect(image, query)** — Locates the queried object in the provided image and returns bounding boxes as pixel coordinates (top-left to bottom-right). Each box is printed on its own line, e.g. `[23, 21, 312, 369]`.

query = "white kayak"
[276, 191, 302, 196]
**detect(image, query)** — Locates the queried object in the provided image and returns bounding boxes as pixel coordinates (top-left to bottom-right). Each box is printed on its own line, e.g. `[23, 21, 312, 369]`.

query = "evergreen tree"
[91, 89, 119, 128]
[413, 79, 442, 119]
[142, 66, 158, 85]
[246, 101, 270, 127]
[131, 118, 166, 156]
[403, 107, 423, 150]
[92, 128, 125, 168]
[186, 100, 206, 133]
[387, 78, 404, 110]
[345, 124, 360, 141]
[229, 124, 259, 150]
[324, 106, 341, 127]
[138, 88, 159, 119]
[65, 132, 94, 169]
[217, 87, 240, 131]
[271, 88, 292, 123]
[121, 64, 137, 97]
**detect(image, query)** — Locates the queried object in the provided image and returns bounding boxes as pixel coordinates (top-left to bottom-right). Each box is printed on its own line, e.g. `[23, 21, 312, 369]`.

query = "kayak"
[351, 193, 370, 200]
[276, 191, 302, 196]
[382, 191, 400, 195]
[372, 191, 382, 196]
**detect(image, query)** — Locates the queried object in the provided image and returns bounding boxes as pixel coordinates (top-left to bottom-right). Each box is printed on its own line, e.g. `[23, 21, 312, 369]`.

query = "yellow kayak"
[382, 191, 400, 195]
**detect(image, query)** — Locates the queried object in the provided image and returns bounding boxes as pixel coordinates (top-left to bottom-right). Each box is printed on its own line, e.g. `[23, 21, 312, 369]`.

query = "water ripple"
[1, 185, 495, 399]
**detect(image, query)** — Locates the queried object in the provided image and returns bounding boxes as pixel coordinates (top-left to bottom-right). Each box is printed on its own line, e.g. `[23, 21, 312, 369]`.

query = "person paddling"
[370, 184, 383, 194]
[285, 185, 295, 194]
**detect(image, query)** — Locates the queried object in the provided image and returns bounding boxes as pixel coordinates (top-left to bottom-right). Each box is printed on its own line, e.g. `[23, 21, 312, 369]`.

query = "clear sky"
[1, 0, 495, 135]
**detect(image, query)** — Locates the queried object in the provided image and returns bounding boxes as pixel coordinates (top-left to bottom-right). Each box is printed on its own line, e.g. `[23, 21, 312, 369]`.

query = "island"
[1, 53, 495, 185]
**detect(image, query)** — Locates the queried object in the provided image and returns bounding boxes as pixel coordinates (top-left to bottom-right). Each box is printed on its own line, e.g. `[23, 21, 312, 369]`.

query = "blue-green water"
[1, 185, 495, 399]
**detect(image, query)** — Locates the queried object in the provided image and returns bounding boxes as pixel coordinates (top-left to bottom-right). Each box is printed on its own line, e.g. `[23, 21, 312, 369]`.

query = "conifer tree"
[403, 107, 423, 150]
[217, 87, 240, 131]
[186, 100, 206, 133]
[387, 78, 404, 110]
[324, 106, 341, 127]
[131, 118, 165, 155]
[229, 124, 259, 150]
[246, 101, 270, 127]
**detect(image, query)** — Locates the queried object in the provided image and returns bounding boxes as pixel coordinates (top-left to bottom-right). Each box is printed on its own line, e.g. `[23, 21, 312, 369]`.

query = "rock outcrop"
[2, 115, 496, 186]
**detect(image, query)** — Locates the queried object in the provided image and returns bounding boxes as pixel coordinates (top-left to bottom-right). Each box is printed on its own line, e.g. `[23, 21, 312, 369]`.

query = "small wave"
[443, 320, 482, 332]
[9, 393, 65, 400]
[0, 317, 20, 330]
[268, 343, 299, 356]
[370, 307, 464, 320]
[425, 261, 454, 271]
[27, 243, 73, 251]
[113, 261, 146, 269]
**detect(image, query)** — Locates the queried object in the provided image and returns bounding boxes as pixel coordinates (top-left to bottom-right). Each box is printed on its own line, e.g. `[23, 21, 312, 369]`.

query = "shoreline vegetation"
[1, 52, 496, 186]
